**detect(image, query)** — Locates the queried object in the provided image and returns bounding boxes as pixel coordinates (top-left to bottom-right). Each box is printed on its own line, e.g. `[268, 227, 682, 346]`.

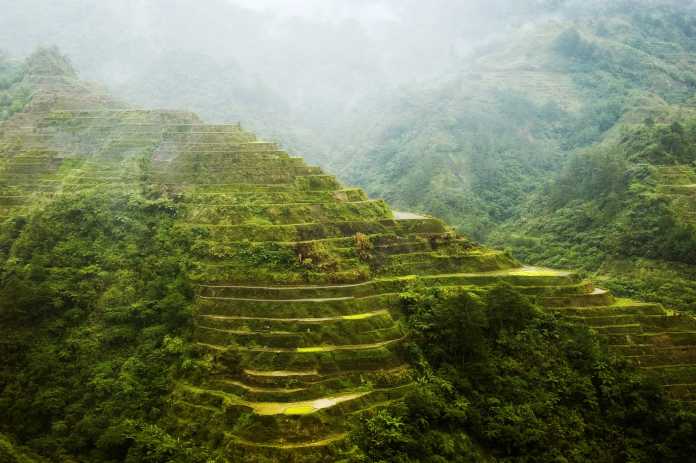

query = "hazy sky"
[1, 0, 673, 158]
[0, 0, 578, 147]
[230, 0, 399, 23]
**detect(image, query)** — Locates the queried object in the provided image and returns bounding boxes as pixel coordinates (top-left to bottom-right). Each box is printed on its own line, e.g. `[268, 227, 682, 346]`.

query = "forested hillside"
[6, 2, 692, 245]
[2, 47, 696, 463]
[328, 1, 696, 240]
[0, 53, 31, 122]
[491, 115, 696, 313]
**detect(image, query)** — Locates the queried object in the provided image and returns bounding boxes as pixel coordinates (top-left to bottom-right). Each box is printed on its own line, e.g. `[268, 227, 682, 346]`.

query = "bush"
[554, 28, 599, 62]
[350, 285, 696, 462]
[0, 189, 207, 462]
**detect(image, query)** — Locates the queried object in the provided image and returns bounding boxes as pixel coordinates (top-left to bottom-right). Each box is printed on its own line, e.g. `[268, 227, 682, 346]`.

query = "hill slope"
[1, 48, 695, 463]
[326, 2, 696, 240]
[491, 113, 696, 312]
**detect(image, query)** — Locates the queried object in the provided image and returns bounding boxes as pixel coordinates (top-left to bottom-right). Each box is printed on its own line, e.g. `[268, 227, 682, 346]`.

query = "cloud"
[227, 0, 399, 24]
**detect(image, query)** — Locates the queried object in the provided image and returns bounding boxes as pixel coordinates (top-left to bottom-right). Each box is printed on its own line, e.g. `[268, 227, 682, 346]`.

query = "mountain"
[1, 47, 695, 463]
[324, 1, 696, 240]
[490, 113, 696, 312]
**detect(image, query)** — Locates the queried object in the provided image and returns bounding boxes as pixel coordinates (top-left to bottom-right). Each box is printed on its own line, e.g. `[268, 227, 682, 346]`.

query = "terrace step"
[227, 432, 347, 449]
[209, 381, 316, 403]
[626, 346, 696, 367]
[663, 383, 696, 401]
[541, 288, 615, 307]
[189, 217, 449, 242]
[635, 331, 696, 346]
[196, 293, 399, 318]
[193, 323, 403, 349]
[245, 369, 320, 380]
[420, 266, 582, 286]
[592, 323, 643, 335]
[196, 312, 396, 340]
[564, 314, 669, 327]
[200, 295, 356, 303]
[197, 279, 407, 299]
[511, 281, 593, 296]
[196, 308, 392, 325]
[374, 240, 433, 255]
[641, 365, 696, 385]
[244, 391, 370, 416]
[185, 200, 391, 225]
[183, 188, 367, 204]
[378, 250, 518, 276]
[202, 335, 405, 354]
[550, 302, 667, 317]
[240, 365, 411, 389]
[611, 344, 656, 356]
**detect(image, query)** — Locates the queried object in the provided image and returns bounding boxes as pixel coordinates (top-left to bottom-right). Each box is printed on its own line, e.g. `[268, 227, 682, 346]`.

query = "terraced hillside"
[654, 164, 696, 226]
[2, 52, 696, 461]
[147, 127, 520, 458]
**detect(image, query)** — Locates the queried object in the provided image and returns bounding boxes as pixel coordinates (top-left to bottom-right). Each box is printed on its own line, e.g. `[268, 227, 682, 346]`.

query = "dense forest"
[0, 190, 201, 462]
[0, 54, 31, 121]
[349, 286, 696, 462]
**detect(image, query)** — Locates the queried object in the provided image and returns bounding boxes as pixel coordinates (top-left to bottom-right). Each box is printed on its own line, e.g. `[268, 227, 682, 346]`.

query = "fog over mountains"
[1, 0, 670, 162]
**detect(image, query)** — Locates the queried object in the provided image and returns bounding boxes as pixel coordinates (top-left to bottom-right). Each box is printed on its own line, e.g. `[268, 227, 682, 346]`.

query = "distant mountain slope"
[491, 113, 696, 312]
[0, 52, 31, 122]
[328, 2, 696, 240]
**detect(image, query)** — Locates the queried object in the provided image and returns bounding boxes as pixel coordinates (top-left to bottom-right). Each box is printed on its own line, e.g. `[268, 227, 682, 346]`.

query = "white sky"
[229, 0, 399, 23]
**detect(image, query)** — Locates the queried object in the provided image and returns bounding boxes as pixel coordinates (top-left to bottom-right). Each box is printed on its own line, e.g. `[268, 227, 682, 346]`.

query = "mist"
[0, 0, 691, 164]
[0, 1, 571, 149]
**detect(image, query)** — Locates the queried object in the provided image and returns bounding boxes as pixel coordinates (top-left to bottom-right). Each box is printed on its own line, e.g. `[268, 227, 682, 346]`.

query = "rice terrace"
[1, 1, 696, 462]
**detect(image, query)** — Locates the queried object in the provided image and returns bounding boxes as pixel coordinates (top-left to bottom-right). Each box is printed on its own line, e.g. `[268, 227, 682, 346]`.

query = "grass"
[283, 405, 316, 415]
[244, 369, 318, 377]
[248, 392, 368, 415]
[227, 432, 348, 449]
[291, 338, 403, 354]
[342, 311, 386, 320]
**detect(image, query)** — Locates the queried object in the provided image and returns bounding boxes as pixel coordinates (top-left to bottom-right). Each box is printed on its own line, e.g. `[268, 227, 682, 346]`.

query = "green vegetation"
[0, 189, 212, 462]
[300, 1, 696, 317]
[23, 46, 78, 79]
[0, 433, 46, 463]
[331, 2, 696, 240]
[0, 53, 30, 121]
[491, 118, 696, 312]
[348, 285, 696, 462]
[0, 50, 521, 460]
